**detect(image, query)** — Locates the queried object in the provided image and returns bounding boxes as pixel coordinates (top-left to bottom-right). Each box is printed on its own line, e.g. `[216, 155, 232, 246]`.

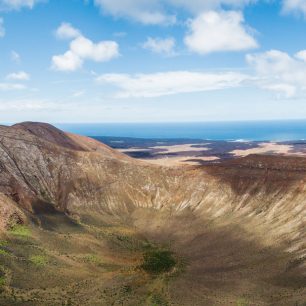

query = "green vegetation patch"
[141, 248, 176, 274]
[0, 276, 5, 287]
[0, 241, 8, 247]
[0, 268, 6, 289]
[9, 225, 31, 238]
[80, 254, 120, 271]
[29, 255, 48, 267]
[236, 298, 249, 306]
[150, 293, 169, 306]
[0, 249, 9, 256]
[82, 254, 101, 264]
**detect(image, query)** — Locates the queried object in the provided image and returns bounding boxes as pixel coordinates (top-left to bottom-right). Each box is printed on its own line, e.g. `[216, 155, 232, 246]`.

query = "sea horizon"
[48, 119, 306, 142]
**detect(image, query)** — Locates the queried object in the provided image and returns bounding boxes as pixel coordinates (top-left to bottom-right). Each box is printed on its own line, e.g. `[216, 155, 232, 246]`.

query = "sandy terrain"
[117, 141, 306, 167]
[231, 142, 295, 157]
[119, 144, 209, 154]
[151, 144, 209, 154]
[119, 144, 213, 166]
[118, 147, 152, 153]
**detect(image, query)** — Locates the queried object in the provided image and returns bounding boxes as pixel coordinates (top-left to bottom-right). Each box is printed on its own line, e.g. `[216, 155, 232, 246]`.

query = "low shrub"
[9, 225, 31, 238]
[141, 249, 176, 274]
[29, 255, 48, 267]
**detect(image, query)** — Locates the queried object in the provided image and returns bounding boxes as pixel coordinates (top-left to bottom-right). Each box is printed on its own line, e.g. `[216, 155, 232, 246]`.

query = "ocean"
[55, 120, 306, 141]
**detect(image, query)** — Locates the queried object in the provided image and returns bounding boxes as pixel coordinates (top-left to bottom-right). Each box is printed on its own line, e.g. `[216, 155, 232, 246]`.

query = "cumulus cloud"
[70, 36, 119, 61]
[184, 11, 258, 54]
[94, 1, 259, 55]
[94, 0, 255, 24]
[55, 22, 81, 40]
[52, 23, 119, 72]
[52, 51, 83, 72]
[246, 49, 306, 98]
[0, 0, 41, 10]
[6, 71, 30, 81]
[142, 37, 176, 56]
[282, 0, 306, 16]
[96, 71, 248, 98]
[295, 50, 306, 61]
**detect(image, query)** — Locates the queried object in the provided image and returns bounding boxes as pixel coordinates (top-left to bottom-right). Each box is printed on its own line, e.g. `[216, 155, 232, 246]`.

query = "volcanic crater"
[0, 122, 305, 305]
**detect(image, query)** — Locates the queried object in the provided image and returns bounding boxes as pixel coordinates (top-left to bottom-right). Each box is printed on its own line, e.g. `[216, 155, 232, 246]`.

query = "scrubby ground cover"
[0, 210, 305, 305]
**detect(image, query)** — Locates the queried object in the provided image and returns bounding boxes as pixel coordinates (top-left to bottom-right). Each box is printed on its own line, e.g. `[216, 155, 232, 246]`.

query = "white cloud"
[94, 0, 176, 25]
[52, 50, 83, 72]
[94, 0, 255, 24]
[70, 36, 119, 62]
[263, 83, 297, 98]
[96, 46, 306, 99]
[52, 24, 119, 72]
[96, 71, 248, 98]
[0, 17, 5, 37]
[11, 50, 21, 63]
[142, 37, 176, 56]
[6, 71, 30, 81]
[184, 11, 258, 54]
[246, 49, 306, 98]
[282, 0, 306, 16]
[0, 0, 41, 10]
[55, 22, 81, 40]
[295, 50, 306, 61]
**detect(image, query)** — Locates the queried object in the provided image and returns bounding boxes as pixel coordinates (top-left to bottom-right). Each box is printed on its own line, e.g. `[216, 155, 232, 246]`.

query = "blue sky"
[1, 0, 306, 123]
